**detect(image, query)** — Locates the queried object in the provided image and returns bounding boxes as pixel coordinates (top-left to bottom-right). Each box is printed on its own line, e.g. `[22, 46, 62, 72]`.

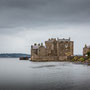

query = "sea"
[0, 58, 90, 90]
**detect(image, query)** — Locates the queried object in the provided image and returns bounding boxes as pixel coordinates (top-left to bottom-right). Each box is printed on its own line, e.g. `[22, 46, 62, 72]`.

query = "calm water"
[0, 58, 90, 90]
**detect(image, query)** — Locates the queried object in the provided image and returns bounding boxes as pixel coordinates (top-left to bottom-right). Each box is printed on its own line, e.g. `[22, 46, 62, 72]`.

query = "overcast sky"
[0, 0, 90, 54]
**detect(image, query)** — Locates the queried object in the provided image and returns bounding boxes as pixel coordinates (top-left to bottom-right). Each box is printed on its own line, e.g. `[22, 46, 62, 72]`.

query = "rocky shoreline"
[70, 56, 90, 65]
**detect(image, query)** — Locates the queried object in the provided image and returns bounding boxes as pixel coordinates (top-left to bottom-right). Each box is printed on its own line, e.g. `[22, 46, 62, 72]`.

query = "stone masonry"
[31, 38, 74, 61]
[83, 45, 90, 56]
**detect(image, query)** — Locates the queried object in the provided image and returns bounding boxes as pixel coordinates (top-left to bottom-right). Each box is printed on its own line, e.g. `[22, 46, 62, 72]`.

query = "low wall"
[31, 55, 68, 61]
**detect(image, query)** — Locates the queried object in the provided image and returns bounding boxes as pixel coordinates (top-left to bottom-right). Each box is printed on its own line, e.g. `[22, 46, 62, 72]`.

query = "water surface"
[0, 58, 90, 90]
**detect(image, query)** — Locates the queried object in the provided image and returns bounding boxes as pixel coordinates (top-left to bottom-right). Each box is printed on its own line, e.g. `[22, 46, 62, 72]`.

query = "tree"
[85, 44, 87, 48]
[87, 51, 90, 57]
[78, 57, 85, 62]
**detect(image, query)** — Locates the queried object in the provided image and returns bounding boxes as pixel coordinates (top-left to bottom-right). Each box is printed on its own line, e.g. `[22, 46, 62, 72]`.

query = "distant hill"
[0, 53, 30, 58]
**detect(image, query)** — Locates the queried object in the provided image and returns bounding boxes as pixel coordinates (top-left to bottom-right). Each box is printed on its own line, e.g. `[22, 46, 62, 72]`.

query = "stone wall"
[38, 46, 47, 56]
[57, 41, 73, 56]
[83, 47, 90, 56]
[31, 55, 68, 61]
[45, 39, 57, 56]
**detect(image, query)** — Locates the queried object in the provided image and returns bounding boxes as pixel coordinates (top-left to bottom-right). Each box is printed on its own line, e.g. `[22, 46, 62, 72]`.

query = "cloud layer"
[0, 0, 90, 29]
[0, 0, 90, 54]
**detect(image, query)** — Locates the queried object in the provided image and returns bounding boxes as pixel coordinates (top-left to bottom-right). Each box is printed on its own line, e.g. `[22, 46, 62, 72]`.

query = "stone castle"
[83, 45, 90, 56]
[31, 38, 73, 61]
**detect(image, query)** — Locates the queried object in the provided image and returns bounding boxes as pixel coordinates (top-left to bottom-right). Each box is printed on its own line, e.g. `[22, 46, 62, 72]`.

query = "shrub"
[86, 51, 90, 57]
[88, 58, 90, 61]
[78, 57, 85, 62]
[74, 56, 78, 61]
[72, 58, 74, 61]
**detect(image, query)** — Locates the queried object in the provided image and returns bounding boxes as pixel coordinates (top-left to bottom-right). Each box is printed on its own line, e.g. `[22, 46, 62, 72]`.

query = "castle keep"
[31, 38, 74, 61]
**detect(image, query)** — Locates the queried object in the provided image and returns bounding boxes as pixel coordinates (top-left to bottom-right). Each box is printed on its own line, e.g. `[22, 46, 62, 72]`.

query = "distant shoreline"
[0, 53, 30, 58]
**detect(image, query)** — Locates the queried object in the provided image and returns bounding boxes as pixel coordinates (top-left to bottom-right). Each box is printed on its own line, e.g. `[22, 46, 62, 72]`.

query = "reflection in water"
[0, 58, 90, 90]
[32, 65, 56, 68]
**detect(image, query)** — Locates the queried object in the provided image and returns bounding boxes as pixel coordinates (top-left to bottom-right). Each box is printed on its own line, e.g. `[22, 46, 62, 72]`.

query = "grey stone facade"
[31, 38, 74, 61]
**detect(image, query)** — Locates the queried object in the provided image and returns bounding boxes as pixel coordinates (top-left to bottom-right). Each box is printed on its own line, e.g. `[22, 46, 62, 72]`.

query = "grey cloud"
[0, 0, 90, 54]
[0, 0, 48, 9]
[0, 0, 90, 31]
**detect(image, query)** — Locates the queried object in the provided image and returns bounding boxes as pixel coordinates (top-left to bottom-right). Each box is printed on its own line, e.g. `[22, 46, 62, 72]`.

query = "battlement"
[47, 38, 70, 42]
[31, 43, 46, 49]
[57, 37, 70, 42]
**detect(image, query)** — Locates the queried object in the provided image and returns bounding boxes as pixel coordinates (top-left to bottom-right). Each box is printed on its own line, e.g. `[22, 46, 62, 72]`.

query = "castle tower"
[45, 38, 57, 56]
[57, 38, 73, 56]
